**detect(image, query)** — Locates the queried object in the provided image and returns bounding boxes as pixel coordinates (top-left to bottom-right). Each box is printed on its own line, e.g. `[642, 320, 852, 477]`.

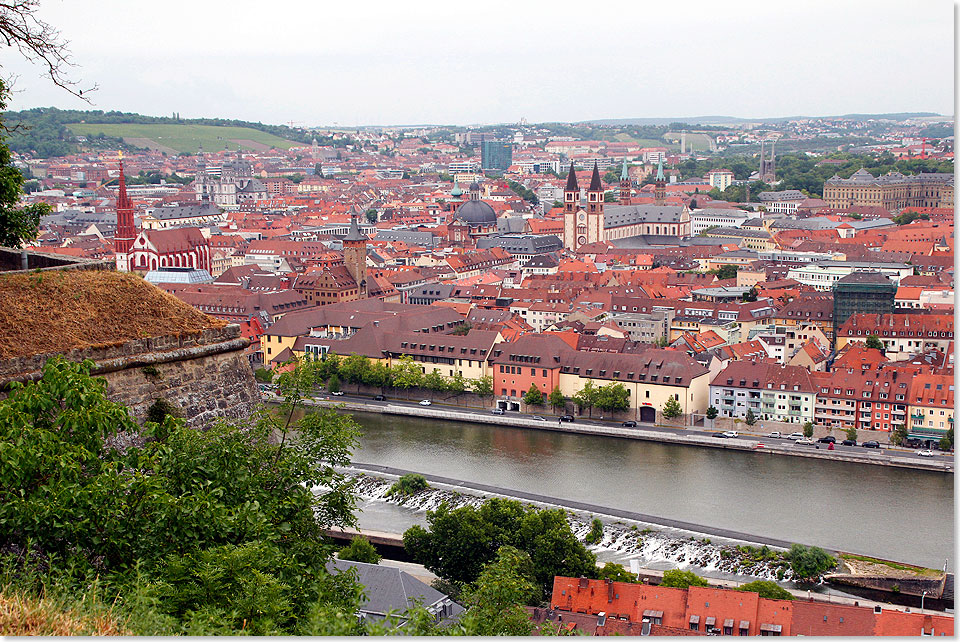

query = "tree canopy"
[402, 498, 597, 600]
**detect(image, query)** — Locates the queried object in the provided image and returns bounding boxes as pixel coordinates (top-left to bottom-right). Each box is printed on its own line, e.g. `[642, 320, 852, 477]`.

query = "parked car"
[419, 399, 432, 406]
[374, 394, 386, 401]
[331, 391, 344, 396]
[722, 431, 739, 438]
[622, 420, 638, 427]
[786, 432, 803, 440]
[491, 408, 505, 415]
[841, 439, 857, 446]
[862, 440, 881, 449]
[531, 415, 546, 421]
[917, 449, 935, 457]
[817, 436, 836, 444]
[766, 431, 782, 439]
[794, 437, 816, 446]
[559, 415, 575, 422]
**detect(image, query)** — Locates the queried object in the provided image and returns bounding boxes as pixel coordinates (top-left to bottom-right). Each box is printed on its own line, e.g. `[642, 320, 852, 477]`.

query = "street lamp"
[921, 590, 928, 614]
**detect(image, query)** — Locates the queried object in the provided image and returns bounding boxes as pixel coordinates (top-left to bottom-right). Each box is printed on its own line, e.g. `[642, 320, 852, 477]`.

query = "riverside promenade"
[269, 392, 953, 473]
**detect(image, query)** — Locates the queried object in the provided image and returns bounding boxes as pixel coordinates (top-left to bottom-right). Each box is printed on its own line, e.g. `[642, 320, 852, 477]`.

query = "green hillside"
[66, 123, 300, 154]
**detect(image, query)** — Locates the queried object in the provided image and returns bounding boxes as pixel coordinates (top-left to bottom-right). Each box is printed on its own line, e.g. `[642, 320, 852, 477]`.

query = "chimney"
[579, 577, 589, 589]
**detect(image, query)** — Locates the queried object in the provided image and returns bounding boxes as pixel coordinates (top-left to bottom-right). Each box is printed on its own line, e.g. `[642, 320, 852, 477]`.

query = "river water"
[344, 411, 953, 570]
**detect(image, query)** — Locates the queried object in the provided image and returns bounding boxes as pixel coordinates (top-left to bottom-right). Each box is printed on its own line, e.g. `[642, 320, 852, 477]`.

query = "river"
[342, 410, 954, 570]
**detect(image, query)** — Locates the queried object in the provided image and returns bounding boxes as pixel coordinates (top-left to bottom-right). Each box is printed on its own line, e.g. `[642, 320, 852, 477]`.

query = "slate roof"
[148, 202, 221, 220]
[603, 204, 687, 228]
[327, 560, 464, 624]
[476, 234, 563, 255]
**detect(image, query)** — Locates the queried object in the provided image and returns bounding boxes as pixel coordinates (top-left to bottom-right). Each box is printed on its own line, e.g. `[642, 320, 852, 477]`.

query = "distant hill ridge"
[581, 113, 945, 126]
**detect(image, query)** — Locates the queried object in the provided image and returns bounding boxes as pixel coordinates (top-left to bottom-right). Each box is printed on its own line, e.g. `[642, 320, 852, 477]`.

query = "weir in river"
[344, 410, 954, 570]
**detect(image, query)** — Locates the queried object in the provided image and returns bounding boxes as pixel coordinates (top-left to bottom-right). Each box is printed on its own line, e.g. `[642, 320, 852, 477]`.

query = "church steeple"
[654, 158, 666, 206]
[587, 161, 603, 216]
[619, 158, 631, 205]
[563, 162, 579, 216]
[114, 155, 136, 259]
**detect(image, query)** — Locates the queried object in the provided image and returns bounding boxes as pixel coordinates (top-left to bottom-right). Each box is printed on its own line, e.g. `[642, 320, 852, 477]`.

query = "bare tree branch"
[0, 0, 96, 100]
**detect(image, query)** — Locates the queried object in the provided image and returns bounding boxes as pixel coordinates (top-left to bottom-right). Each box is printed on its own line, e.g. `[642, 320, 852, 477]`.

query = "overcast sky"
[2, 0, 955, 127]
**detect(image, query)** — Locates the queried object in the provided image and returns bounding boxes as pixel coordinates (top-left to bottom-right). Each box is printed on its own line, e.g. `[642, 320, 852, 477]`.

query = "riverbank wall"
[274, 393, 953, 473]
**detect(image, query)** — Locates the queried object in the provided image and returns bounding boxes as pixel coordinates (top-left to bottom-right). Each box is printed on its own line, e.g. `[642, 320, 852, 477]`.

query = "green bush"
[660, 569, 708, 589]
[0, 356, 364, 635]
[786, 544, 837, 580]
[386, 473, 429, 498]
[585, 519, 604, 544]
[338, 536, 381, 564]
[597, 562, 637, 583]
[736, 580, 794, 600]
[254, 367, 273, 383]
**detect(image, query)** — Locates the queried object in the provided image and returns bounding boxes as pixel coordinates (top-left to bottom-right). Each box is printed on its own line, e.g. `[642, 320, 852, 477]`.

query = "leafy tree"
[338, 354, 371, 388]
[326, 373, 340, 394]
[338, 536, 382, 564]
[845, 426, 858, 442]
[660, 569, 708, 589]
[548, 386, 566, 412]
[712, 264, 739, 281]
[598, 562, 637, 583]
[802, 421, 814, 438]
[365, 209, 378, 224]
[447, 371, 468, 394]
[254, 367, 273, 383]
[865, 334, 884, 352]
[585, 518, 604, 544]
[523, 383, 544, 406]
[573, 381, 598, 417]
[390, 356, 423, 391]
[662, 396, 683, 419]
[0, 83, 51, 247]
[940, 426, 953, 452]
[451, 321, 472, 336]
[402, 498, 597, 599]
[745, 408, 757, 426]
[786, 544, 836, 580]
[363, 361, 392, 391]
[655, 334, 670, 347]
[471, 375, 493, 401]
[736, 580, 794, 600]
[742, 287, 758, 302]
[890, 423, 908, 446]
[706, 406, 719, 420]
[596, 383, 630, 413]
[423, 368, 448, 393]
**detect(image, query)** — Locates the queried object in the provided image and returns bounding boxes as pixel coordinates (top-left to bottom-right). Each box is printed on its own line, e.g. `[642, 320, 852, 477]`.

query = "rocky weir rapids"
[345, 467, 812, 584]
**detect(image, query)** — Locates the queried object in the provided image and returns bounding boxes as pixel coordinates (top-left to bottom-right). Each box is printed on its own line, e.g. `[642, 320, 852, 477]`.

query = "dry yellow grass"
[0, 591, 128, 636]
[0, 270, 225, 360]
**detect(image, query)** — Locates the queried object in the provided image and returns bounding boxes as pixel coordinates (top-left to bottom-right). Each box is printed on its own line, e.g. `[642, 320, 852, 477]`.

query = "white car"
[917, 449, 935, 457]
[722, 431, 739, 438]
[786, 432, 804, 440]
[331, 391, 344, 396]
[766, 431, 782, 439]
[419, 399, 432, 406]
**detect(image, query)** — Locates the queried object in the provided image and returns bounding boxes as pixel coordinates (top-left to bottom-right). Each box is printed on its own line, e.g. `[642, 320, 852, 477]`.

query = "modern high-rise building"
[480, 140, 513, 171]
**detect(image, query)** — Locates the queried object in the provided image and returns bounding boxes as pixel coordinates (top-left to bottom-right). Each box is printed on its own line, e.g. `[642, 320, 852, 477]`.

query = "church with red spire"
[113, 156, 137, 271]
[113, 156, 211, 274]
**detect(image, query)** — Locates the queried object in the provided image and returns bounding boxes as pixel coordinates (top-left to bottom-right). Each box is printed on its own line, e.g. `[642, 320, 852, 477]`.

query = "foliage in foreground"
[0, 356, 364, 635]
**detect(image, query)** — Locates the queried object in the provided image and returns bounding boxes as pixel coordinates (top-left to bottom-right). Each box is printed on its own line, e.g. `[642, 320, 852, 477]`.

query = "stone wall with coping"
[1, 324, 260, 428]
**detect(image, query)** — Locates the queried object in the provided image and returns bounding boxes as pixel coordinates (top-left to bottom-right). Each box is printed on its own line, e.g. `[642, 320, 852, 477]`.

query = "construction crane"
[919, 137, 929, 160]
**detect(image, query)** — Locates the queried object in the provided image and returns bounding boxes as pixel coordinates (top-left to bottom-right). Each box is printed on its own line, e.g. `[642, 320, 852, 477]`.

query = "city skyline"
[2, 0, 955, 127]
